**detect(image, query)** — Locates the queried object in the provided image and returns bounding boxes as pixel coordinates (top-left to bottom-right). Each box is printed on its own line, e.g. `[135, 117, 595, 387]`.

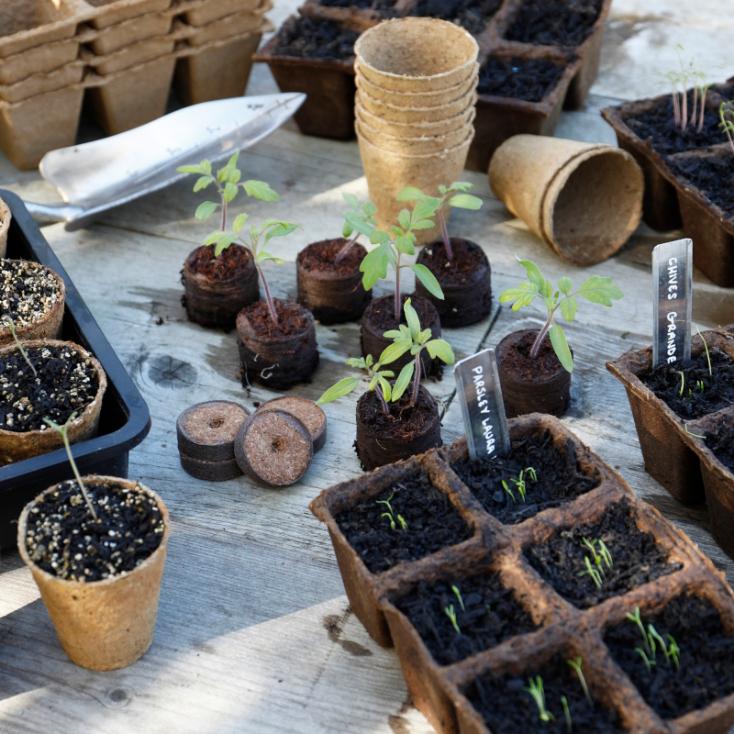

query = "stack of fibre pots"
[0, 0, 273, 169]
[354, 18, 477, 233]
[256, 0, 612, 171]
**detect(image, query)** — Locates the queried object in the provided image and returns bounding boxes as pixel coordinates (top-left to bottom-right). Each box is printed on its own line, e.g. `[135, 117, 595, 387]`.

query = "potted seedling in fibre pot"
[17, 415, 169, 671]
[178, 153, 279, 329]
[398, 182, 492, 327]
[318, 298, 455, 469]
[498, 259, 623, 417]
[359, 197, 445, 373]
[296, 193, 373, 324]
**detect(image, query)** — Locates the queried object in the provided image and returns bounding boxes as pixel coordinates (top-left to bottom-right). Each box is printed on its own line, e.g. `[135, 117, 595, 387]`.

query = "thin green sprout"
[696, 327, 713, 377]
[525, 676, 554, 723]
[2, 317, 38, 377]
[451, 584, 465, 612]
[567, 657, 592, 705]
[561, 695, 572, 732]
[444, 604, 461, 634]
[376, 493, 408, 532]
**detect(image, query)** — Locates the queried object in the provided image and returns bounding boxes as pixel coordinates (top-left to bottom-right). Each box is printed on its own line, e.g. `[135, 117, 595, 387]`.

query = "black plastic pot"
[0, 190, 151, 549]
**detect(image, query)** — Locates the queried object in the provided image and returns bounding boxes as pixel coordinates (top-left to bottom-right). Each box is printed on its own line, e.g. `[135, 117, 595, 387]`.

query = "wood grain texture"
[1, 1, 734, 731]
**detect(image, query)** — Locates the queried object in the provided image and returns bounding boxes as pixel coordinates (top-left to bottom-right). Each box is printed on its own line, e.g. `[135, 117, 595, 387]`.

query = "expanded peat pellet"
[256, 396, 327, 452]
[176, 400, 249, 463]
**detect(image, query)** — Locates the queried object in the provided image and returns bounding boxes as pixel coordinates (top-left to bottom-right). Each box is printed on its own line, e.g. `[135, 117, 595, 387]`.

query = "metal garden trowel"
[23, 92, 305, 230]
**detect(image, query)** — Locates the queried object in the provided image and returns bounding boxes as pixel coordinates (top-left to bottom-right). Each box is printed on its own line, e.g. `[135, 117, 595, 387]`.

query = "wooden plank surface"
[1, 1, 734, 732]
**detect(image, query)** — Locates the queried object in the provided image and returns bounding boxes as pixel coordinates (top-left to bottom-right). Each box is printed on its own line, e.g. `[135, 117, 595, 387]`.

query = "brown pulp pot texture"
[415, 237, 492, 327]
[236, 300, 319, 390]
[355, 386, 442, 470]
[360, 294, 441, 372]
[296, 239, 371, 324]
[496, 329, 571, 418]
[182, 245, 259, 329]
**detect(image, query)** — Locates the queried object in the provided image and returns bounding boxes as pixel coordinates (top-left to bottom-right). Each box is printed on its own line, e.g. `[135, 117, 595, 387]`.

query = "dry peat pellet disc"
[176, 400, 249, 463]
[234, 409, 313, 487]
[256, 396, 327, 452]
[179, 453, 243, 482]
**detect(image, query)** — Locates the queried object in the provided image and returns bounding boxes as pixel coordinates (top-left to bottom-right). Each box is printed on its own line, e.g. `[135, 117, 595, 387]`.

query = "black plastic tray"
[0, 190, 151, 549]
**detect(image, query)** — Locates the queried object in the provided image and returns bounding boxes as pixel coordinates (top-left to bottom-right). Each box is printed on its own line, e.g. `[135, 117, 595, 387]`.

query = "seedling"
[359, 199, 444, 321]
[43, 414, 98, 521]
[625, 606, 681, 672]
[376, 492, 408, 532]
[561, 695, 572, 732]
[500, 259, 623, 373]
[397, 182, 483, 261]
[2, 317, 37, 377]
[579, 537, 613, 589]
[500, 467, 537, 503]
[444, 603, 461, 634]
[525, 675, 554, 723]
[666, 48, 710, 132]
[179, 153, 296, 326]
[336, 193, 379, 262]
[451, 584, 465, 611]
[316, 353, 395, 413]
[567, 657, 592, 705]
[720, 101, 734, 154]
[697, 326, 713, 377]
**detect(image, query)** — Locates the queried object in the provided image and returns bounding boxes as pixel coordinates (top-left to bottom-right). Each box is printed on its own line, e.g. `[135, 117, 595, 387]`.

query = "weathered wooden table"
[1, 1, 734, 731]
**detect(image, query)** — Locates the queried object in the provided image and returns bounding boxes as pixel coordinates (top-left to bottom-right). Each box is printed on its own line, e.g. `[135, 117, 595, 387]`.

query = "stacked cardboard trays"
[255, 0, 611, 172]
[0, 0, 273, 169]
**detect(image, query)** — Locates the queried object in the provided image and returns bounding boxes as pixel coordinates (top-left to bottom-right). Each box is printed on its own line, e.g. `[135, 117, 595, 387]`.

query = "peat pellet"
[256, 396, 327, 452]
[176, 400, 249, 462]
[235, 409, 313, 488]
[179, 452, 243, 482]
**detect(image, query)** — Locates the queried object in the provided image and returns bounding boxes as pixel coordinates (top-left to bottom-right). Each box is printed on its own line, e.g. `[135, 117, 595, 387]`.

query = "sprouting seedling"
[667, 47, 710, 132]
[451, 584, 465, 612]
[525, 676, 554, 723]
[567, 657, 592, 705]
[179, 153, 295, 326]
[444, 604, 461, 634]
[500, 259, 623, 373]
[561, 695, 572, 732]
[397, 182, 483, 261]
[696, 326, 713, 377]
[2, 317, 37, 377]
[43, 414, 98, 521]
[665, 633, 681, 670]
[684, 423, 706, 439]
[336, 193, 378, 263]
[500, 466, 537, 504]
[360, 198, 444, 322]
[376, 492, 408, 532]
[625, 607, 681, 672]
[317, 353, 395, 414]
[677, 370, 686, 397]
[719, 101, 734, 155]
[579, 537, 613, 590]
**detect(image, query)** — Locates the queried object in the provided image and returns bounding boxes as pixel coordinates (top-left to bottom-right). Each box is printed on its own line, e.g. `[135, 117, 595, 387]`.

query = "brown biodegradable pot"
[236, 299, 319, 390]
[360, 294, 441, 373]
[182, 244, 259, 329]
[296, 239, 371, 324]
[496, 329, 571, 418]
[355, 385, 442, 470]
[415, 238, 491, 328]
[0, 339, 107, 466]
[0, 196, 9, 258]
[0, 258, 66, 346]
[17, 476, 169, 671]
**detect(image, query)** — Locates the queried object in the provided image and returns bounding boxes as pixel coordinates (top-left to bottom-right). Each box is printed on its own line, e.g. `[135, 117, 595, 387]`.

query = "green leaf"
[404, 299, 421, 339]
[255, 250, 285, 265]
[448, 193, 483, 210]
[227, 168, 242, 185]
[448, 181, 473, 192]
[413, 219, 437, 231]
[317, 377, 359, 405]
[178, 160, 211, 176]
[379, 340, 411, 366]
[391, 362, 415, 402]
[377, 377, 392, 402]
[203, 230, 225, 246]
[193, 175, 214, 192]
[383, 329, 404, 339]
[549, 324, 574, 373]
[232, 212, 248, 233]
[223, 182, 239, 204]
[426, 339, 455, 365]
[558, 276, 573, 295]
[397, 186, 426, 202]
[577, 276, 623, 306]
[262, 219, 298, 242]
[346, 357, 367, 369]
[413, 199, 440, 223]
[499, 282, 537, 308]
[518, 258, 544, 289]
[395, 233, 416, 255]
[195, 201, 218, 221]
[398, 209, 411, 231]
[412, 264, 444, 300]
[243, 179, 279, 202]
[360, 243, 390, 290]
[559, 296, 577, 322]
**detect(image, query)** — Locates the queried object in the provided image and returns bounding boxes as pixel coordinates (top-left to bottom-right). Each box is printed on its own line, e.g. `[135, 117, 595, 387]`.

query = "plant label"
[454, 348, 510, 461]
[652, 238, 692, 368]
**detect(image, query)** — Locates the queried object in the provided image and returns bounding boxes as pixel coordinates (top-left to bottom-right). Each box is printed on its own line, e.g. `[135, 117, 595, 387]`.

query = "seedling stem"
[2, 318, 37, 377]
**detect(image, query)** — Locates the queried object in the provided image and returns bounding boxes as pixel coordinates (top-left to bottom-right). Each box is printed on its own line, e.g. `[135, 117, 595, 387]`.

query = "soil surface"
[503, 0, 603, 47]
[393, 570, 536, 665]
[623, 93, 723, 156]
[24, 480, 165, 582]
[356, 386, 438, 442]
[418, 238, 487, 288]
[641, 349, 734, 419]
[298, 239, 365, 276]
[705, 416, 734, 472]
[451, 429, 599, 524]
[240, 299, 311, 338]
[501, 330, 564, 382]
[272, 15, 360, 60]
[464, 654, 623, 733]
[367, 293, 438, 334]
[604, 594, 734, 720]
[478, 56, 565, 102]
[186, 244, 253, 280]
[336, 472, 472, 574]
[0, 259, 62, 329]
[525, 501, 680, 609]
[320, 0, 399, 13]
[1, 344, 99, 432]
[411, 0, 502, 36]
[670, 150, 734, 220]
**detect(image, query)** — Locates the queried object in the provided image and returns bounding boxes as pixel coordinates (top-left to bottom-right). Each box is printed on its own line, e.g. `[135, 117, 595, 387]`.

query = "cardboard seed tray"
[310, 413, 734, 733]
[256, 0, 611, 171]
[603, 83, 734, 287]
